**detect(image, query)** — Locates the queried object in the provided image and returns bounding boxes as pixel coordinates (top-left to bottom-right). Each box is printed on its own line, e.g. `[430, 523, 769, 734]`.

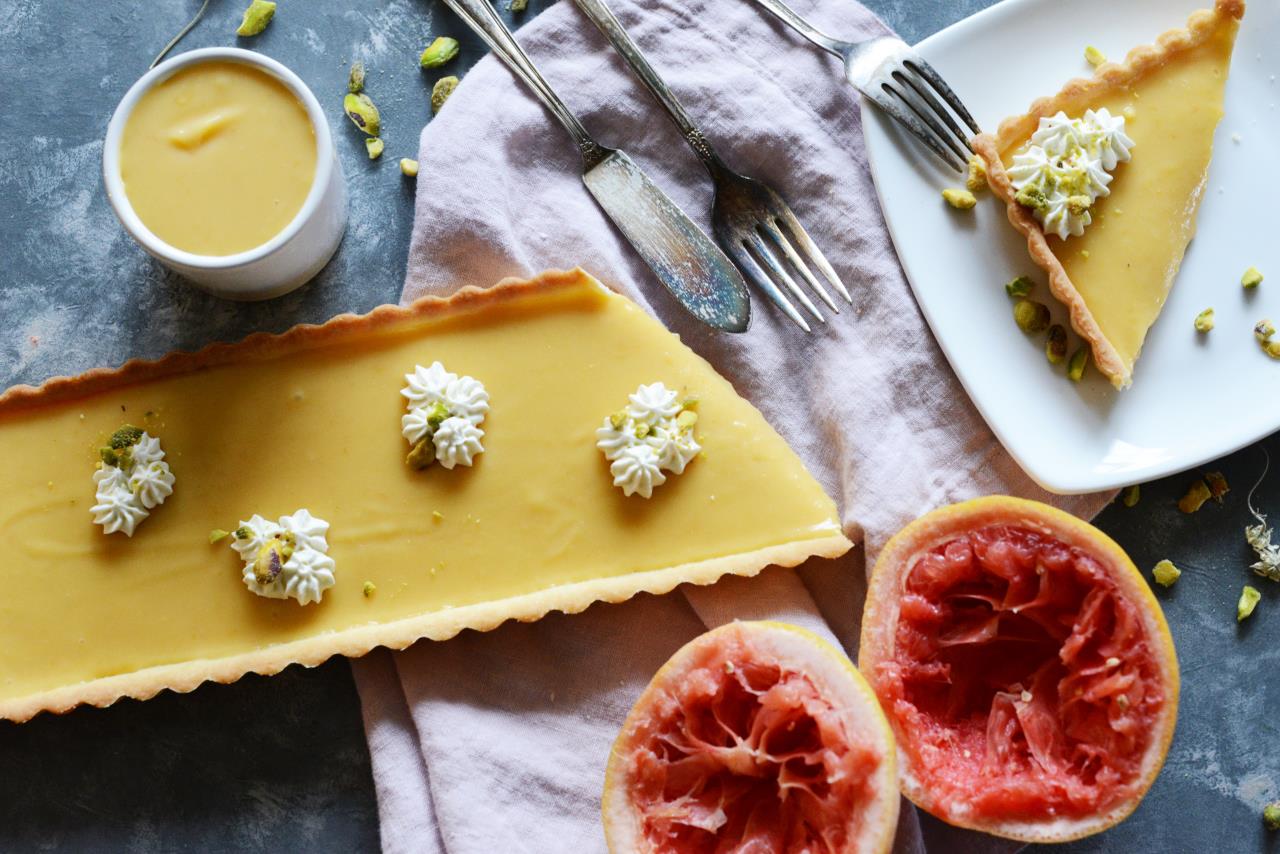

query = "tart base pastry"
[0, 270, 851, 722]
[974, 0, 1244, 388]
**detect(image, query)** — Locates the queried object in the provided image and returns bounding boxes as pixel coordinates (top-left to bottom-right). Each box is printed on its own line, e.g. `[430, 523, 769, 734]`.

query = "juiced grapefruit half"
[603, 621, 899, 853]
[860, 497, 1178, 842]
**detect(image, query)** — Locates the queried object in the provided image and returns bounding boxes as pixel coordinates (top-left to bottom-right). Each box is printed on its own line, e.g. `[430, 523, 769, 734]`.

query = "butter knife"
[439, 0, 751, 333]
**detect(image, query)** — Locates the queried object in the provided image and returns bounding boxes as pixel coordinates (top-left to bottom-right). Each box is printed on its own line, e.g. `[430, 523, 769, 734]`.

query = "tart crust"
[0, 269, 852, 722]
[973, 0, 1244, 389]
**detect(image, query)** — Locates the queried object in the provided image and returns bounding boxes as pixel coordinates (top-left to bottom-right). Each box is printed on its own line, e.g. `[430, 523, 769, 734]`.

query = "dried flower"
[1248, 450, 1280, 582]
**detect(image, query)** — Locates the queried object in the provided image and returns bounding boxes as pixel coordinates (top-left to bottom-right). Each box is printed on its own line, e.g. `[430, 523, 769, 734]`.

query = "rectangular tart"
[0, 269, 851, 722]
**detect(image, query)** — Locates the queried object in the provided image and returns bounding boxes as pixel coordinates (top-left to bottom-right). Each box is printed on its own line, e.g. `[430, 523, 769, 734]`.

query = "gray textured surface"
[0, 0, 1274, 851]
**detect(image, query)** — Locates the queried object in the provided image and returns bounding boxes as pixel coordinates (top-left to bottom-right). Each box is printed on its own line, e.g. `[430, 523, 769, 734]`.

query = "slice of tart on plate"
[974, 0, 1244, 388]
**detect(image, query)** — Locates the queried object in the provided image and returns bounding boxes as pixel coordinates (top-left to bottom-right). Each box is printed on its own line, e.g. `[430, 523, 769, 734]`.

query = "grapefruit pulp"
[860, 497, 1179, 842]
[602, 621, 899, 853]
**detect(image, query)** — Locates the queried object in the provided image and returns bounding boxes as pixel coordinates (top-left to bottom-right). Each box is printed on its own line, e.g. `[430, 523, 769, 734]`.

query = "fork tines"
[871, 50, 981, 172]
[716, 179, 852, 333]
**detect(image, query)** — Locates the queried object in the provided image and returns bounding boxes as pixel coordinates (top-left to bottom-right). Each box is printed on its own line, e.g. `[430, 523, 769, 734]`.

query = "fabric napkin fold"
[351, 0, 1113, 850]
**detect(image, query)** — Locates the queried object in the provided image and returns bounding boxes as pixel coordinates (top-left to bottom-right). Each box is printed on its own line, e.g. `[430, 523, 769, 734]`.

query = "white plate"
[862, 0, 1279, 494]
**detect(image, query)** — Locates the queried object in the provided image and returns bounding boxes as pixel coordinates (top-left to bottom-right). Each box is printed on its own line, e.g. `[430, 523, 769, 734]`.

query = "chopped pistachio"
[366, 137, 385, 159]
[1045, 324, 1068, 364]
[1122, 105, 1136, 120]
[1004, 275, 1034, 298]
[1152, 559, 1181, 588]
[99, 447, 121, 468]
[1178, 479, 1213, 513]
[1014, 185, 1048, 213]
[431, 76, 459, 114]
[634, 421, 651, 439]
[509, 0, 528, 10]
[1194, 308, 1215, 333]
[420, 37, 460, 69]
[1121, 484, 1141, 508]
[1257, 320, 1277, 343]
[109, 424, 144, 449]
[1013, 299, 1050, 334]
[676, 409, 698, 430]
[1084, 45, 1107, 67]
[406, 437, 435, 470]
[233, 525, 252, 540]
[681, 396, 699, 409]
[208, 528, 231, 545]
[348, 61, 366, 94]
[432, 510, 444, 521]
[965, 155, 987, 192]
[608, 411, 626, 431]
[942, 187, 977, 210]
[1115, 693, 1130, 711]
[236, 0, 276, 37]
[400, 158, 419, 177]
[252, 538, 292, 586]
[425, 400, 449, 428]
[1066, 347, 1088, 382]
[363, 581, 377, 598]
[1242, 266, 1264, 289]
[1206, 471, 1229, 503]
[1066, 195, 1092, 217]
[1238, 585, 1261, 622]
[344, 92, 381, 136]
[1266, 802, 1280, 831]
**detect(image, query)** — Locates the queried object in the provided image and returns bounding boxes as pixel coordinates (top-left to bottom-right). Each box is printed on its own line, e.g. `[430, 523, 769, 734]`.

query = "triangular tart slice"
[974, 0, 1244, 388]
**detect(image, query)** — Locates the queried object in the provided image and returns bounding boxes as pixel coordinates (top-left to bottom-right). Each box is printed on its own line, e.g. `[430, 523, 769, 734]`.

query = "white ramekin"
[103, 48, 347, 301]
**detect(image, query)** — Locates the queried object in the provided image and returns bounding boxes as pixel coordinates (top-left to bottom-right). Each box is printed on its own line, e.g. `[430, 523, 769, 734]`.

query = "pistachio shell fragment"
[1178, 479, 1212, 514]
[941, 188, 976, 210]
[344, 93, 381, 136]
[420, 37, 460, 69]
[1194, 308, 1214, 332]
[1045, 324, 1067, 364]
[1013, 299, 1050, 334]
[1152, 559, 1180, 588]
[1205, 471, 1229, 503]
[1066, 347, 1088, 382]
[431, 76, 459, 114]
[236, 0, 276, 37]
[348, 61, 366, 94]
[1238, 585, 1261, 622]
[366, 137, 384, 159]
[400, 158, 419, 177]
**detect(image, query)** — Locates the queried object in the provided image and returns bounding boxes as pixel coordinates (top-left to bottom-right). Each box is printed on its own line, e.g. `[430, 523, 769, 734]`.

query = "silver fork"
[748, 0, 979, 172]
[572, 0, 850, 332]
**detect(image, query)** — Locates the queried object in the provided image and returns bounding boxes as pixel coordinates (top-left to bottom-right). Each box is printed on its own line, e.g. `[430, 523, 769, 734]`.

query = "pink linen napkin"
[350, 0, 1114, 850]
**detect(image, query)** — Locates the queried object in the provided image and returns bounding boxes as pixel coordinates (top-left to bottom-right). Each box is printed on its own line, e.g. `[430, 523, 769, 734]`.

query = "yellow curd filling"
[0, 275, 845, 714]
[119, 60, 317, 256]
[1000, 22, 1237, 371]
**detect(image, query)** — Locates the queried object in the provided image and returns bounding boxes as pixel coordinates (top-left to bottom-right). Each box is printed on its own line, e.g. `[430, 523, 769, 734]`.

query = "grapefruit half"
[860, 496, 1178, 842]
[603, 621, 899, 853]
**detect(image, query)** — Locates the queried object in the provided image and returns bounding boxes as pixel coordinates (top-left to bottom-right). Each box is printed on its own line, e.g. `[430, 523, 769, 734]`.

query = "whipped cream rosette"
[90, 425, 175, 536]
[596, 382, 701, 498]
[400, 362, 490, 470]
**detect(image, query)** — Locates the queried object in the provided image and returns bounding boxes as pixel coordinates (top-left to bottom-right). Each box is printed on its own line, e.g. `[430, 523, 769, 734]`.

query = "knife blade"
[440, 0, 751, 333]
[582, 149, 750, 332]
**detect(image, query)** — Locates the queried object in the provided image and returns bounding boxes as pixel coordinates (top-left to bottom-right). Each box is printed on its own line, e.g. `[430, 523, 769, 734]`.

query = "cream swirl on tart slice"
[596, 382, 700, 498]
[1008, 108, 1134, 240]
